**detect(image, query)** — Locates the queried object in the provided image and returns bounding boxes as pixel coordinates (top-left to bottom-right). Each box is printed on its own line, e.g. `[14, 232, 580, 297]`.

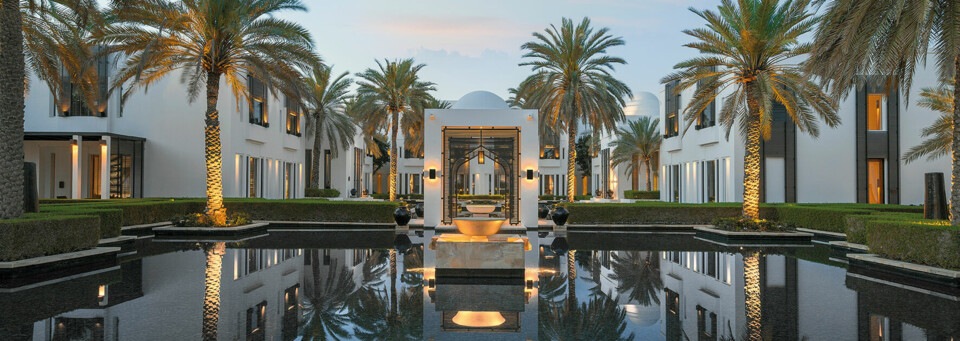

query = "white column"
[100, 137, 110, 199]
[71, 135, 81, 199]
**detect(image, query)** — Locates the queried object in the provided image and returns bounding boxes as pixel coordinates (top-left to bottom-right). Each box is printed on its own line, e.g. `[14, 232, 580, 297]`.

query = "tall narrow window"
[88, 155, 101, 198]
[867, 159, 884, 204]
[705, 160, 716, 203]
[248, 76, 268, 126]
[323, 150, 331, 189]
[867, 94, 884, 131]
[285, 97, 300, 136]
[248, 157, 260, 198]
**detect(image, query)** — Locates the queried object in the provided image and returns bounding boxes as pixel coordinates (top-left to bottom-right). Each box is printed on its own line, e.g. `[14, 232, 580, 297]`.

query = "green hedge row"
[623, 190, 660, 199]
[372, 193, 424, 200]
[39, 206, 124, 238]
[863, 219, 959, 270]
[223, 199, 397, 223]
[305, 188, 340, 198]
[564, 202, 777, 224]
[539, 195, 592, 201]
[0, 214, 101, 261]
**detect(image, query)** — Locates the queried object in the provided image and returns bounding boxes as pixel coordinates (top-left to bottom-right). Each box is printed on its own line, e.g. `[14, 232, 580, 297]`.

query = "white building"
[22, 54, 369, 200]
[658, 65, 950, 205]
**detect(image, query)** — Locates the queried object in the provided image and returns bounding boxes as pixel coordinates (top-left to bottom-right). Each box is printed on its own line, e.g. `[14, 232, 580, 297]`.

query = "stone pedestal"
[431, 234, 528, 277]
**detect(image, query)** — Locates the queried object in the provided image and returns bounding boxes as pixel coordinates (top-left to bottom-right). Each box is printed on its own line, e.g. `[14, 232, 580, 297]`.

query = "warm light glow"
[478, 151, 485, 164]
[452, 311, 506, 328]
[98, 285, 106, 298]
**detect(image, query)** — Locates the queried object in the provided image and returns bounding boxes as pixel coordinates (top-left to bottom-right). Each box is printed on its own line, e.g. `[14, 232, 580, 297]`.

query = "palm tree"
[808, 0, 960, 224]
[608, 251, 663, 306]
[520, 17, 633, 202]
[24, 0, 105, 117]
[102, 0, 318, 225]
[610, 117, 662, 191]
[200, 242, 226, 341]
[0, 0, 31, 219]
[305, 64, 355, 190]
[353, 59, 436, 201]
[744, 252, 762, 341]
[662, 0, 839, 220]
[402, 97, 449, 159]
[904, 85, 954, 163]
[539, 295, 636, 341]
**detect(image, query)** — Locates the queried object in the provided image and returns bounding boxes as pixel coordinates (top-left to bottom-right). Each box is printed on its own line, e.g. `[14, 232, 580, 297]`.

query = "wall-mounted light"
[478, 151, 485, 164]
[526, 169, 535, 180]
[428, 168, 437, 180]
[70, 139, 78, 147]
[429, 113, 436, 120]
[527, 114, 534, 121]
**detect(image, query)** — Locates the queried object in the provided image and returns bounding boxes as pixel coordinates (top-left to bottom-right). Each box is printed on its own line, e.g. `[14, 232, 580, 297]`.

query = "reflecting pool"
[2, 230, 958, 340]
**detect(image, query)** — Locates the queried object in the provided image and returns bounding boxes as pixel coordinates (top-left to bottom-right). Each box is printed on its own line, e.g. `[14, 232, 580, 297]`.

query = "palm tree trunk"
[743, 82, 762, 220]
[645, 159, 652, 191]
[0, 0, 25, 219]
[390, 249, 398, 318]
[744, 252, 762, 341]
[311, 116, 323, 189]
[631, 155, 639, 191]
[204, 72, 226, 225]
[567, 250, 577, 312]
[202, 242, 226, 341]
[951, 56, 960, 225]
[389, 111, 399, 201]
[567, 128, 577, 202]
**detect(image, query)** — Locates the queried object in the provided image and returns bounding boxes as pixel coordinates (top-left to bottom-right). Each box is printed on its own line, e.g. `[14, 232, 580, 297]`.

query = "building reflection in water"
[5, 231, 960, 340]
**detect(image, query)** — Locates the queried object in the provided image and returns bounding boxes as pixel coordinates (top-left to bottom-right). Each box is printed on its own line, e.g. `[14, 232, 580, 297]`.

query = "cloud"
[360, 14, 537, 57]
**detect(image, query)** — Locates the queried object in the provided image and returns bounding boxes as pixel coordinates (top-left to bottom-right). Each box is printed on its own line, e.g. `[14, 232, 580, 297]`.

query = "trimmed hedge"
[774, 205, 874, 233]
[623, 190, 660, 200]
[540, 195, 593, 201]
[39, 206, 124, 238]
[863, 219, 959, 270]
[305, 188, 340, 198]
[372, 193, 424, 200]
[224, 199, 397, 223]
[564, 202, 777, 224]
[0, 214, 101, 261]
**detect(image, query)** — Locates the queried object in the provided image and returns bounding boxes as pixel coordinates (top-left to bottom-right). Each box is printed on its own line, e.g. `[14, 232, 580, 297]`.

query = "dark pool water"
[2, 230, 958, 341]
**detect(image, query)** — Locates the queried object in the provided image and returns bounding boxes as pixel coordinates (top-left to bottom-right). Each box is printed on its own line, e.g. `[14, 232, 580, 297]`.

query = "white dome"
[623, 92, 660, 118]
[623, 303, 660, 327]
[451, 91, 510, 110]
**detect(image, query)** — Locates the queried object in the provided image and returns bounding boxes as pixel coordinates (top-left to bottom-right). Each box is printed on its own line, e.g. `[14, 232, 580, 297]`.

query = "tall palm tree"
[201, 242, 226, 341]
[520, 17, 633, 202]
[102, 0, 318, 225]
[539, 295, 635, 341]
[24, 0, 105, 117]
[353, 59, 436, 201]
[808, 0, 960, 224]
[0, 0, 31, 219]
[744, 252, 762, 341]
[610, 117, 662, 191]
[305, 64, 355, 190]
[402, 97, 449, 159]
[662, 0, 839, 220]
[904, 85, 954, 163]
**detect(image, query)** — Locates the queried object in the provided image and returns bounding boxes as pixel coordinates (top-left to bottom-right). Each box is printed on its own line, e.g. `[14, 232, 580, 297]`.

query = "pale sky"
[277, 0, 716, 102]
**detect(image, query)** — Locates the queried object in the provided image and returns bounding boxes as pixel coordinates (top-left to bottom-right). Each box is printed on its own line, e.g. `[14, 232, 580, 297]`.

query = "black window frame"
[248, 76, 269, 127]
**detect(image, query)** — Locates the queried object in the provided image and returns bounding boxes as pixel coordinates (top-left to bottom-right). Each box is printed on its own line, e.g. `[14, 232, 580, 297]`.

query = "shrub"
[224, 199, 398, 223]
[372, 193, 424, 200]
[171, 212, 251, 227]
[773, 205, 875, 233]
[305, 188, 340, 198]
[455, 194, 503, 200]
[864, 220, 960, 270]
[712, 217, 795, 232]
[564, 202, 776, 224]
[540, 195, 593, 201]
[623, 190, 660, 199]
[0, 214, 101, 261]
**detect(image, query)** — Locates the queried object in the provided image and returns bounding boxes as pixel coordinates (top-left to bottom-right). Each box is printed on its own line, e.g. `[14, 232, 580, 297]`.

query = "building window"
[246, 301, 267, 341]
[323, 150, 331, 189]
[248, 157, 261, 198]
[248, 76, 268, 126]
[665, 80, 681, 138]
[110, 139, 143, 198]
[285, 96, 301, 136]
[60, 54, 110, 117]
[868, 158, 884, 204]
[283, 162, 294, 199]
[695, 67, 717, 129]
[867, 93, 884, 131]
[696, 305, 718, 341]
[403, 147, 423, 159]
[704, 160, 716, 203]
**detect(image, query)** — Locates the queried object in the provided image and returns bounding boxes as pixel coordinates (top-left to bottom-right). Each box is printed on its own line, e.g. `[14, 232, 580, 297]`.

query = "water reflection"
[2, 230, 959, 340]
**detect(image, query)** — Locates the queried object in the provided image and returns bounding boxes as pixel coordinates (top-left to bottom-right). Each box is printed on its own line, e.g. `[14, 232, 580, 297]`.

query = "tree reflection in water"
[299, 254, 357, 340]
[348, 247, 423, 341]
[609, 251, 664, 306]
[200, 242, 225, 341]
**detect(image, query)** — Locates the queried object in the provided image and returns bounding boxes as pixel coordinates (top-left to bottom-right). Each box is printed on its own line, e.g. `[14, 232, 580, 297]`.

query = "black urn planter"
[550, 206, 569, 226]
[394, 206, 411, 226]
[414, 203, 424, 218]
[550, 237, 569, 254]
[538, 205, 549, 219]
